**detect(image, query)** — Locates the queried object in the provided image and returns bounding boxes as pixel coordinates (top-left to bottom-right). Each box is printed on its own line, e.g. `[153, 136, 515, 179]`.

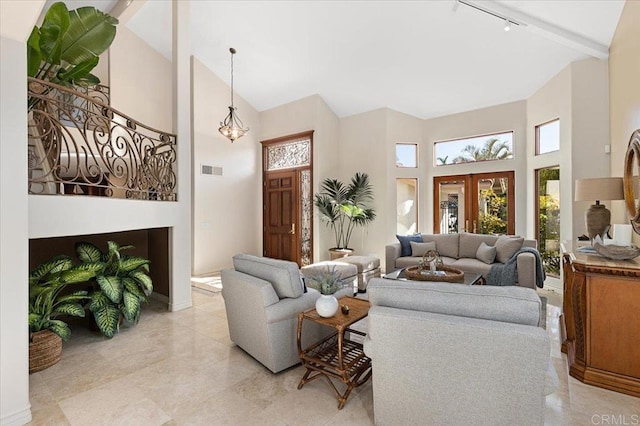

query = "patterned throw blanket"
[487, 247, 546, 288]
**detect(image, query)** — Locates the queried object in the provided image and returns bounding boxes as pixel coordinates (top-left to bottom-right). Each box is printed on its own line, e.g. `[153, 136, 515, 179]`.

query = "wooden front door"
[264, 170, 299, 263]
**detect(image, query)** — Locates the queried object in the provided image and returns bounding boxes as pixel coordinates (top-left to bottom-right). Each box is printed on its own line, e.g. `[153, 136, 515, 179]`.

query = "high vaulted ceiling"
[56, 0, 627, 120]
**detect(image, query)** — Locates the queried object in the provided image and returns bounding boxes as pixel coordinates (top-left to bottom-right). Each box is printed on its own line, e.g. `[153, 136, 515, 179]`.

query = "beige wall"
[609, 0, 640, 244]
[571, 59, 612, 239]
[424, 101, 528, 237]
[191, 57, 262, 275]
[260, 95, 340, 260]
[526, 65, 571, 246]
[109, 26, 172, 132]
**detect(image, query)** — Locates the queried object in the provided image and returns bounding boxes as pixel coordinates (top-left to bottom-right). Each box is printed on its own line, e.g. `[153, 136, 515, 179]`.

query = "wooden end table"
[296, 296, 372, 409]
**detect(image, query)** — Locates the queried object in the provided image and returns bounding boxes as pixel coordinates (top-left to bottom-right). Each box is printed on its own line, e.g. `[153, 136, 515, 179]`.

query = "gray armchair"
[221, 254, 350, 373]
[363, 278, 558, 426]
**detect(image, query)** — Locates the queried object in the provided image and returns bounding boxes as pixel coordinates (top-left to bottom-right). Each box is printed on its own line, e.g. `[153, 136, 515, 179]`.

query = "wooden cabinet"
[561, 244, 640, 397]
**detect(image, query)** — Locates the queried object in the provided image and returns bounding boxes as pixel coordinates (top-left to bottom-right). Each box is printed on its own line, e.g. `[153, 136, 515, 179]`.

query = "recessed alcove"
[29, 228, 170, 298]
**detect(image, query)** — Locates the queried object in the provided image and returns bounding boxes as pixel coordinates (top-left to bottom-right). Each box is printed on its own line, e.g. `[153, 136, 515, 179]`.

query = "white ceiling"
[122, 0, 624, 120]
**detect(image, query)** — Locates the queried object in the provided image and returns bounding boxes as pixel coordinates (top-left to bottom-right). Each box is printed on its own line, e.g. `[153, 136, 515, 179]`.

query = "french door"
[434, 171, 515, 235]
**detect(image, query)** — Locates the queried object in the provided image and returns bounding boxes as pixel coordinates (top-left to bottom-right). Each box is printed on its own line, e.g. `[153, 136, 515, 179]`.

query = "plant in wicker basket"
[75, 241, 152, 338]
[29, 255, 97, 340]
[29, 255, 97, 372]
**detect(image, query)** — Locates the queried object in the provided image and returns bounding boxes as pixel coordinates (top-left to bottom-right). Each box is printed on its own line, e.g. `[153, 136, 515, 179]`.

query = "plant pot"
[316, 294, 339, 318]
[29, 330, 62, 373]
[329, 248, 354, 260]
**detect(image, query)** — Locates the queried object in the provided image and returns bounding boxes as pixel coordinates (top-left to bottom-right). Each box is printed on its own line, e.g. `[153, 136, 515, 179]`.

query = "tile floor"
[28, 288, 639, 425]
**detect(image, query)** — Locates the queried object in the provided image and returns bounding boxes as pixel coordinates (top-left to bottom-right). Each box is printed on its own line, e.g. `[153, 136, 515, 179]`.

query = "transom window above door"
[434, 131, 514, 166]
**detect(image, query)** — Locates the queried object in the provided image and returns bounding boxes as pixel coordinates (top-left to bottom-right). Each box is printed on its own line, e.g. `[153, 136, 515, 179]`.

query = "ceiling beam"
[463, 0, 610, 59]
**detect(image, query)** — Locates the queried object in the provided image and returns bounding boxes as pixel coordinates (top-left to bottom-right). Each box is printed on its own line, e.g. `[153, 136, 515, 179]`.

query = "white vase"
[316, 294, 339, 318]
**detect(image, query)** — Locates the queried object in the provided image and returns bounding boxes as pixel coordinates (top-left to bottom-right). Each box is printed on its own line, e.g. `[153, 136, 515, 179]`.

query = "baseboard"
[169, 299, 192, 312]
[1, 406, 32, 426]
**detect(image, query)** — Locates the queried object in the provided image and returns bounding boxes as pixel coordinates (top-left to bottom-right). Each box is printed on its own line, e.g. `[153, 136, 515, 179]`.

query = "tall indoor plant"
[314, 172, 376, 258]
[27, 1, 118, 109]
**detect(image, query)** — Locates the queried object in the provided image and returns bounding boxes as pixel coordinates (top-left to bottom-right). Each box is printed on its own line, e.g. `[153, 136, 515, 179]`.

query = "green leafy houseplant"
[304, 266, 347, 295]
[75, 241, 153, 338]
[29, 255, 98, 341]
[314, 172, 377, 251]
[27, 1, 118, 109]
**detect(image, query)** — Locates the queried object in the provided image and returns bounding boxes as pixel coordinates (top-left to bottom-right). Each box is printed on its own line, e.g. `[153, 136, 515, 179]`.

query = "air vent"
[201, 164, 223, 176]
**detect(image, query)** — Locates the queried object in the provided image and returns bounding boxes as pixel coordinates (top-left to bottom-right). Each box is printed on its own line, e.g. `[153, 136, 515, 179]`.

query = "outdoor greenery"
[478, 187, 508, 235]
[29, 256, 97, 341]
[452, 138, 512, 164]
[538, 168, 561, 277]
[75, 241, 152, 338]
[314, 172, 376, 250]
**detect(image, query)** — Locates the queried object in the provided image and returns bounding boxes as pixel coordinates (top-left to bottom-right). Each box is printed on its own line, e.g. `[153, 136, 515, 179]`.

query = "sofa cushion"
[396, 234, 422, 257]
[495, 235, 525, 263]
[233, 254, 304, 299]
[459, 233, 499, 259]
[395, 256, 457, 270]
[476, 242, 497, 264]
[422, 234, 460, 259]
[452, 258, 493, 277]
[368, 278, 541, 326]
[410, 241, 437, 257]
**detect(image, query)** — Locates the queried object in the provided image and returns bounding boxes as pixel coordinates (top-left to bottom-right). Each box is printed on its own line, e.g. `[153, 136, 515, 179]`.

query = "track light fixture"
[457, 0, 523, 31]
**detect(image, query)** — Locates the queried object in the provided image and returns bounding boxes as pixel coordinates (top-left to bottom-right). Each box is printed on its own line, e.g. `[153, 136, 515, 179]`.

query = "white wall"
[423, 101, 528, 236]
[1, 2, 44, 423]
[191, 57, 262, 275]
[1, 36, 33, 426]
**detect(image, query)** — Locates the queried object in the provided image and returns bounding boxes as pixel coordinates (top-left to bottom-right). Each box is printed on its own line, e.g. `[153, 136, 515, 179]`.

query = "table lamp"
[574, 177, 624, 240]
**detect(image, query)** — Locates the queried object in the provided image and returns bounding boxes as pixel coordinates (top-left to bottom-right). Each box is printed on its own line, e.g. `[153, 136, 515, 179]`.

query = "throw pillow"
[396, 234, 422, 257]
[494, 235, 524, 263]
[410, 241, 437, 257]
[476, 241, 497, 264]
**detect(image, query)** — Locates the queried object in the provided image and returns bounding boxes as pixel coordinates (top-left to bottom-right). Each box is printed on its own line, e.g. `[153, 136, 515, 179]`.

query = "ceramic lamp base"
[585, 204, 611, 240]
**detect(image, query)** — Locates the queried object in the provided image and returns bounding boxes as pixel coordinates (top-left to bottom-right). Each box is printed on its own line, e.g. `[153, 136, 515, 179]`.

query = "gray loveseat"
[221, 254, 351, 373]
[363, 278, 558, 425]
[386, 233, 539, 288]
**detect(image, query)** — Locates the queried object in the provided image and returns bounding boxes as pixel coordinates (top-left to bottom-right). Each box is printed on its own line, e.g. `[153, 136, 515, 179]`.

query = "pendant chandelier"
[218, 47, 249, 142]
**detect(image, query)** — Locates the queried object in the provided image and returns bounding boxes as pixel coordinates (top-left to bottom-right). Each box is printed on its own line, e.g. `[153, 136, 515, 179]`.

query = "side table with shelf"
[296, 296, 372, 409]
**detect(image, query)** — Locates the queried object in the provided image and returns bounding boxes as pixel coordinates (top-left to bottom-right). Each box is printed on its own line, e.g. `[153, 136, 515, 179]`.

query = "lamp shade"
[574, 177, 624, 202]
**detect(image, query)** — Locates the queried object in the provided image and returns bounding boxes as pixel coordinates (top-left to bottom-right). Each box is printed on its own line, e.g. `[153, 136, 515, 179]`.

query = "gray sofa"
[221, 254, 351, 373]
[363, 278, 558, 426]
[386, 233, 539, 288]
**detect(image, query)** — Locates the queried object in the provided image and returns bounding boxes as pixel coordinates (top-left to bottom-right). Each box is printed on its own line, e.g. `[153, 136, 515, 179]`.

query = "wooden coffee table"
[296, 296, 372, 409]
[383, 268, 485, 285]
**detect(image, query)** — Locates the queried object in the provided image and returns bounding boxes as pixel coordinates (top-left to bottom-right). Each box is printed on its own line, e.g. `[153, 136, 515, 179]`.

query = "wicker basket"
[404, 265, 465, 282]
[29, 330, 62, 373]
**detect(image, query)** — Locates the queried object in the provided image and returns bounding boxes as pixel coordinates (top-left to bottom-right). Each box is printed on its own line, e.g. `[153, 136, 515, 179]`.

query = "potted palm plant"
[314, 172, 376, 259]
[29, 255, 98, 372]
[75, 241, 153, 338]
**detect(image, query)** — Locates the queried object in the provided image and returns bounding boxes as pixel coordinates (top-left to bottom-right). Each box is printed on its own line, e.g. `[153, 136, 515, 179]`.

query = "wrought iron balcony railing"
[27, 77, 177, 201]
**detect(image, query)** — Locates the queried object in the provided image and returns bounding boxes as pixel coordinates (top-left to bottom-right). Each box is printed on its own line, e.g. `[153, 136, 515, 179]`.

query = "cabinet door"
[588, 276, 640, 378]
